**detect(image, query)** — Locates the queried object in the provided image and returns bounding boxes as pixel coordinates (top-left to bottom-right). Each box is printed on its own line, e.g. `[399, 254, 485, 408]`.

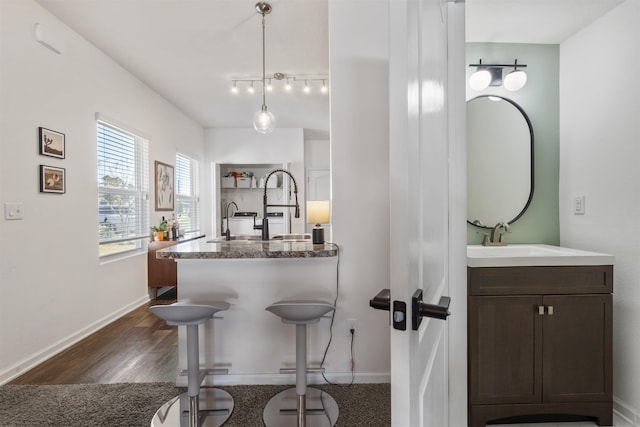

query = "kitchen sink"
[206, 233, 311, 244]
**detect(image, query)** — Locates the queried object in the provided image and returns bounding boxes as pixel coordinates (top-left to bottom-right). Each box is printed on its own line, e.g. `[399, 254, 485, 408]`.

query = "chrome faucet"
[253, 169, 300, 240]
[483, 222, 511, 246]
[224, 201, 238, 241]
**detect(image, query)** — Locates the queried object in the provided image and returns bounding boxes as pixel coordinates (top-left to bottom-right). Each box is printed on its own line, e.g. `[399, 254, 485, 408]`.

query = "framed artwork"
[40, 165, 65, 194]
[155, 161, 174, 211]
[39, 127, 65, 159]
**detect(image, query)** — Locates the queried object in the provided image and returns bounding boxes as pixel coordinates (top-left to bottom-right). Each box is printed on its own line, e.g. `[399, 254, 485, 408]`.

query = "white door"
[385, 0, 465, 425]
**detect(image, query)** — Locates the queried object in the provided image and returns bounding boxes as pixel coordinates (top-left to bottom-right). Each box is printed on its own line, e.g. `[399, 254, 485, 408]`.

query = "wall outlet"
[4, 202, 24, 220]
[347, 318, 357, 334]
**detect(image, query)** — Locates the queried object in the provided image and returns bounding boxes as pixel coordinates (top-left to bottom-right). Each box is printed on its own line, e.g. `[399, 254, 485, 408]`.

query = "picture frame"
[39, 127, 65, 159]
[155, 161, 174, 211]
[40, 165, 66, 194]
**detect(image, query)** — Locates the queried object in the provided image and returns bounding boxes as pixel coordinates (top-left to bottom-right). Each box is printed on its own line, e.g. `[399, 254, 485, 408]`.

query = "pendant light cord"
[261, 13, 267, 109]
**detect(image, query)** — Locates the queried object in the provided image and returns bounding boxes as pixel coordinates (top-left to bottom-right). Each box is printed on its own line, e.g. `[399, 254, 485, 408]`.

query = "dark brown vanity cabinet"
[468, 265, 613, 427]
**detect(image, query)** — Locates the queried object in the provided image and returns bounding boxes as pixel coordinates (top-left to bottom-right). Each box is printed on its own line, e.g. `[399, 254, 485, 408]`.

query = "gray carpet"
[0, 383, 390, 426]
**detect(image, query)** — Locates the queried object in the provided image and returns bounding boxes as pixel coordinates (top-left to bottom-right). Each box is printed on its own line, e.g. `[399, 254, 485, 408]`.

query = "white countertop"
[467, 244, 614, 268]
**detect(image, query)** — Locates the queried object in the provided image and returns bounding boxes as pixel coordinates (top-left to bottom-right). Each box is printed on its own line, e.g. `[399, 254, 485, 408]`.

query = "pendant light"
[253, 2, 275, 133]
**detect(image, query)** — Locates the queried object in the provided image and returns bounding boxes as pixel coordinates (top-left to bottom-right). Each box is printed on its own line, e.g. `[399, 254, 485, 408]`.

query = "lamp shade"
[503, 70, 527, 91]
[253, 107, 275, 133]
[307, 200, 330, 224]
[469, 69, 491, 91]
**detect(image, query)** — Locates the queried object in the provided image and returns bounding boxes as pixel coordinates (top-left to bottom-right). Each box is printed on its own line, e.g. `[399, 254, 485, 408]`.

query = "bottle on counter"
[171, 213, 179, 239]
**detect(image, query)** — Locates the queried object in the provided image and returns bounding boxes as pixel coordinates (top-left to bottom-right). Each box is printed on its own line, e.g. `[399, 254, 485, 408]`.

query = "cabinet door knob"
[548, 305, 554, 315]
[538, 305, 545, 315]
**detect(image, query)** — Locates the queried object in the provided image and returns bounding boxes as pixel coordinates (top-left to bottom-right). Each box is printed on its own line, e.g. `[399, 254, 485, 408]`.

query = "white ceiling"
[466, 0, 626, 43]
[34, 0, 625, 136]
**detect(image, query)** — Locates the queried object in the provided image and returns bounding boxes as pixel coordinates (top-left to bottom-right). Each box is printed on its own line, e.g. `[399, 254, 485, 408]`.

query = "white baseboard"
[0, 295, 150, 385]
[614, 396, 640, 427]
[180, 371, 391, 387]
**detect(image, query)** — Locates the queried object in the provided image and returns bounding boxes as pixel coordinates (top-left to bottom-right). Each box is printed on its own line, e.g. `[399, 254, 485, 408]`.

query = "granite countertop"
[156, 237, 338, 260]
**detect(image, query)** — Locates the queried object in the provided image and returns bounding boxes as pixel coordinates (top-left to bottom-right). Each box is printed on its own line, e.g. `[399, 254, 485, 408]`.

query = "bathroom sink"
[467, 244, 614, 267]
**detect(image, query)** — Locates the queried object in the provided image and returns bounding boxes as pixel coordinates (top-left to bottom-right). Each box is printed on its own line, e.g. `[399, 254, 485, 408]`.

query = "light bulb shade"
[253, 106, 275, 133]
[503, 70, 527, 91]
[307, 200, 330, 224]
[469, 69, 491, 91]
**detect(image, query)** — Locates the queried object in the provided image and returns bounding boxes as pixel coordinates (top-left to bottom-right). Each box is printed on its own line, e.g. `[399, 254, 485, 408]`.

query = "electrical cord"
[319, 243, 355, 387]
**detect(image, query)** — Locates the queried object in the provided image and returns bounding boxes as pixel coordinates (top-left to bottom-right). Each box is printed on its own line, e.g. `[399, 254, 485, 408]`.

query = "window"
[97, 119, 149, 257]
[175, 153, 200, 233]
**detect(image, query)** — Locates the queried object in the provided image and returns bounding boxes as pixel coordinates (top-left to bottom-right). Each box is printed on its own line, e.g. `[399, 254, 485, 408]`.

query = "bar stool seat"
[150, 301, 233, 427]
[264, 301, 339, 427]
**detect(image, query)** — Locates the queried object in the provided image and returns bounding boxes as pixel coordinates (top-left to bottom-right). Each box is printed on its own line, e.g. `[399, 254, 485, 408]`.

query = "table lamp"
[307, 200, 330, 244]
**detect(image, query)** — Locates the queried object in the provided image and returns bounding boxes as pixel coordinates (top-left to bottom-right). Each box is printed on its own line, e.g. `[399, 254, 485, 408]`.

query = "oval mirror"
[467, 95, 534, 228]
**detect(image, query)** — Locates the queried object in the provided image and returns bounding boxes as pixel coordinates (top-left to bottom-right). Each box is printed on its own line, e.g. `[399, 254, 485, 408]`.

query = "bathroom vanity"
[467, 245, 614, 427]
[156, 237, 339, 386]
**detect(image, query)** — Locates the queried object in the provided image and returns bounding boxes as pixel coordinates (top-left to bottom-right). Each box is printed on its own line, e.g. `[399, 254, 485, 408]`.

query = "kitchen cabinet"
[148, 240, 179, 300]
[468, 265, 613, 427]
[214, 162, 295, 237]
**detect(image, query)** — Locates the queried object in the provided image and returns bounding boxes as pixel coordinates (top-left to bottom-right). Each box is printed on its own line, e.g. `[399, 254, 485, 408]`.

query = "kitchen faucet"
[224, 201, 238, 241]
[483, 222, 511, 246]
[253, 169, 300, 240]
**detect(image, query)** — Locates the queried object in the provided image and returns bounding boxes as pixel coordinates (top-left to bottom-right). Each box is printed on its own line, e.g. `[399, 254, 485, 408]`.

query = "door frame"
[446, 1, 468, 426]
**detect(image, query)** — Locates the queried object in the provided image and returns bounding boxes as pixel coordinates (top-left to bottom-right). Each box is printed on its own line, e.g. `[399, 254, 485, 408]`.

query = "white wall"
[0, 0, 205, 384]
[559, 0, 640, 424]
[204, 128, 305, 236]
[328, 0, 391, 381]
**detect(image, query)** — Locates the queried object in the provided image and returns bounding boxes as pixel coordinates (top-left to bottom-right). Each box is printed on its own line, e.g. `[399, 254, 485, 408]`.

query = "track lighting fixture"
[230, 74, 328, 94]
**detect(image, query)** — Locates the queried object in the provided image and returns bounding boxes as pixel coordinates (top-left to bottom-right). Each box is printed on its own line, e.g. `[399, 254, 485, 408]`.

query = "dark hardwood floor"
[9, 291, 178, 385]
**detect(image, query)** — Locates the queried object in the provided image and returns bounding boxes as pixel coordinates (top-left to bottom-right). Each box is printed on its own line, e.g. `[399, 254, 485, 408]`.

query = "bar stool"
[149, 301, 233, 427]
[263, 300, 339, 427]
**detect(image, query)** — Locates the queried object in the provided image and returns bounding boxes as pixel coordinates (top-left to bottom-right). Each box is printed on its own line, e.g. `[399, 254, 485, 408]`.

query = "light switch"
[4, 202, 24, 220]
[573, 196, 585, 215]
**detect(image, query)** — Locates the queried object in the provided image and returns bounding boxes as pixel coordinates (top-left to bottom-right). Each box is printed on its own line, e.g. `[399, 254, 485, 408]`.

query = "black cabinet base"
[470, 402, 613, 427]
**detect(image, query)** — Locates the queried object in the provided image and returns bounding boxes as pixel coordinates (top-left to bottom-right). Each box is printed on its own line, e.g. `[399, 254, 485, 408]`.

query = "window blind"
[97, 120, 149, 256]
[175, 153, 200, 233]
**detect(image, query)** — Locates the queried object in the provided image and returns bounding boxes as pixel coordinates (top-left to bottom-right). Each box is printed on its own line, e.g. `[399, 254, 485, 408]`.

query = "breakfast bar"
[156, 237, 340, 386]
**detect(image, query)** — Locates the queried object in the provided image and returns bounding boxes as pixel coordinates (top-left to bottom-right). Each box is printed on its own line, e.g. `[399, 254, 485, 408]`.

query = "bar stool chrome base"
[263, 387, 338, 427]
[151, 388, 234, 427]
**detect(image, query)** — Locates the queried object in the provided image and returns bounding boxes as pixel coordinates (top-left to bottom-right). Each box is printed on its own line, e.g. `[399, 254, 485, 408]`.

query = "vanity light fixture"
[303, 80, 310, 93]
[321, 80, 328, 94]
[469, 59, 528, 91]
[231, 81, 238, 93]
[253, 2, 275, 134]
